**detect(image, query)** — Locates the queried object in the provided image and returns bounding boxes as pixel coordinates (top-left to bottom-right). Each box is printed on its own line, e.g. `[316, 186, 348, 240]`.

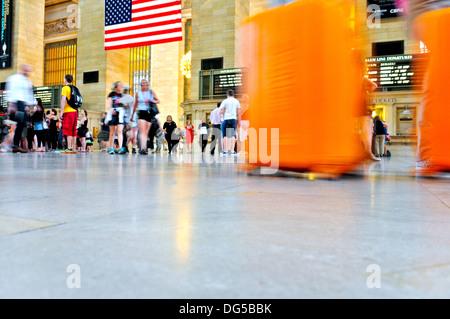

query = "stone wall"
[0, 0, 45, 86]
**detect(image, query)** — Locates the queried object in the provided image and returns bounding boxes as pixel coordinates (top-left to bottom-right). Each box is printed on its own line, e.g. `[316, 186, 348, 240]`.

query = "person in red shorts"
[60, 74, 78, 153]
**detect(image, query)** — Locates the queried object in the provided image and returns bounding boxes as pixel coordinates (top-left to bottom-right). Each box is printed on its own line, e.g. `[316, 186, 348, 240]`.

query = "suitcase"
[413, 8, 450, 174]
[239, 0, 366, 175]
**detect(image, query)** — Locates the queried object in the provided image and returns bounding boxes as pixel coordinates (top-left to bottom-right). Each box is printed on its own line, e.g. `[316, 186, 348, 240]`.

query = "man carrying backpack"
[60, 74, 81, 153]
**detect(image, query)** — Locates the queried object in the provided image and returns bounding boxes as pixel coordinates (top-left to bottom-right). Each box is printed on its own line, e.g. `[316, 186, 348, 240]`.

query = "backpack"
[67, 85, 83, 109]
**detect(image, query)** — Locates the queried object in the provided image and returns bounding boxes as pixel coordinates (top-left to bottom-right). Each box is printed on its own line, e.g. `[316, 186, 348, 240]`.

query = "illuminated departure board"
[366, 55, 415, 89]
[213, 69, 243, 95]
[33, 86, 63, 108]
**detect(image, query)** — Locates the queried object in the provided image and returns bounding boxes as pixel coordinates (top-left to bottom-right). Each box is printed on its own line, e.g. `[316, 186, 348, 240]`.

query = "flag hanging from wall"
[105, 0, 183, 50]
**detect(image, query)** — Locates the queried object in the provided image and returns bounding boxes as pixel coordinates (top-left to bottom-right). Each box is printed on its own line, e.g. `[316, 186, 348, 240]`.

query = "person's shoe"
[118, 147, 127, 155]
[231, 151, 238, 156]
[140, 149, 148, 155]
[109, 148, 115, 155]
[12, 147, 28, 153]
[221, 151, 228, 156]
[68, 149, 77, 154]
[132, 148, 136, 154]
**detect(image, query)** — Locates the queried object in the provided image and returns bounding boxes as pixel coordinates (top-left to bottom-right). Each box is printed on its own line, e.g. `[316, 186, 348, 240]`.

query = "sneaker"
[132, 148, 136, 154]
[118, 147, 127, 155]
[109, 148, 115, 155]
[221, 151, 228, 156]
[139, 149, 148, 155]
[231, 151, 238, 156]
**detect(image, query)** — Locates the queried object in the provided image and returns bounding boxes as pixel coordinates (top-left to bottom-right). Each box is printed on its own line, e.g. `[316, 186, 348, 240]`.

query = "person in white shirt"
[198, 118, 210, 154]
[209, 102, 223, 155]
[220, 89, 241, 156]
[6, 64, 35, 153]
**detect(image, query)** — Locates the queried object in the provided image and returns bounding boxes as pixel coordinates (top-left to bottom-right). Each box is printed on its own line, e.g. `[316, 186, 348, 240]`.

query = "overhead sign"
[0, 0, 12, 69]
[213, 68, 244, 96]
[367, 0, 404, 19]
[33, 86, 63, 108]
[366, 55, 416, 89]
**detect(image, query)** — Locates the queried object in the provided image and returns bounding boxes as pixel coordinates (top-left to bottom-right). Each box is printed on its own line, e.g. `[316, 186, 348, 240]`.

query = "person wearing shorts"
[220, 89, 241, 156]
[131, 79, 160, 155]
[60, 74, 78, 153]
[106, 81, 126, 155]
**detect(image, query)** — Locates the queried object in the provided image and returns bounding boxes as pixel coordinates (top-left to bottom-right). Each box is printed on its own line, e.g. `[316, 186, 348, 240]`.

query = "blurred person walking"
[131, 79, 160, 155]
[77, 109, 89, 152]
[163, 115, 177, 154]
[31, 98, 46, 152]
[220, 89, 241, 156]
[185, 120, 194, 153]
[374, 116, 386, 157]
[5, 64, 35, 153]
[209, 102, 223, 155]
[106, 81, 126, 155]
[123, 86, 138, 154]
[46, 109, 59, 151]
[198, 118, 210, 154]
[98, 112, 110, 152]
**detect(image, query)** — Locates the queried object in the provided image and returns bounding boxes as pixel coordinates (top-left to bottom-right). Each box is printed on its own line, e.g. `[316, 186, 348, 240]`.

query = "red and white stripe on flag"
[105, 0, 183, 50]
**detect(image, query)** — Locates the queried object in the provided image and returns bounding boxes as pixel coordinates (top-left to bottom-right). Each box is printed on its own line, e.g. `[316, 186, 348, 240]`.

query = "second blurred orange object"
[413, 8, 450, 175]
[240, 0, 366, 175]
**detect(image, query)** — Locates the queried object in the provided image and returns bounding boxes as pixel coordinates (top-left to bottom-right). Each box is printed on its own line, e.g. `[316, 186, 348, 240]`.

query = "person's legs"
[201, 136, 208, 153]
[35, 130, 42, 150]
[375, 135, 383, 157]
[210, 127, 217, 155]
[117, 124, 125, 154]
[132, 129, 138, 149]
[138, 120, 150, 153]
[66, 136, 73, 151]
[58, 130, 64, 149]
[379, 135, 385, 157]
[166, 136, 172, 153]
[81, 137, 86, 152]
[109, 126, 116, 151]
[13, 121, 25, 149]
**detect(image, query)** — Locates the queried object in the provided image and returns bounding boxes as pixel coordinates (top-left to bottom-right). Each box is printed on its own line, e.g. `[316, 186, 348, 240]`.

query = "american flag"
[105, 0, 183, 50]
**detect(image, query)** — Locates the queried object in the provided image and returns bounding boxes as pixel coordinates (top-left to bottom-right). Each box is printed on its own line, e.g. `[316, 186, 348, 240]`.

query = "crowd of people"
[0, 66, 95, 153]
[1, 65, 247, 156]
[86, 80, 247, 156]
[95, 83, 245, 156]
[3, 66, 388, 159]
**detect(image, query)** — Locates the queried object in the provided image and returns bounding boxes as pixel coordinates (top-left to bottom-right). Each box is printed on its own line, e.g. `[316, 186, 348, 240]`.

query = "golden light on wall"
[181, 51, 191, 79]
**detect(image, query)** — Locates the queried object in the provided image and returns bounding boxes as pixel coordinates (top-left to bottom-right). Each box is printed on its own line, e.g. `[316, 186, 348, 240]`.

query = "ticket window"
[396, 106, 416, 136]
[371, 106, 386, 121]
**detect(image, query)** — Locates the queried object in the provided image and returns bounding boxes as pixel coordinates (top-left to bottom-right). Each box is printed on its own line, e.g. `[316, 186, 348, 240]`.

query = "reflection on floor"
[0, 145, 449, 298]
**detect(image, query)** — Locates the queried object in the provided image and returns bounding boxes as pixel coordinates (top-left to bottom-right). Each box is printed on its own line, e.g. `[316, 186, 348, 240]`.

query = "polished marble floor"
[0, 145, 449, 298]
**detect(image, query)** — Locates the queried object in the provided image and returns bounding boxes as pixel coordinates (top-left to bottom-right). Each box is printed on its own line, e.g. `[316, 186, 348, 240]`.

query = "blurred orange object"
[239, 0, 365, 175]
[413, 8, 450, 174]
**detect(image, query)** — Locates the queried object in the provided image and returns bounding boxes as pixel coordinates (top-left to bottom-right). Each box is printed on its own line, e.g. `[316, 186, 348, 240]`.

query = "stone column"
[151, 41, 184, 125]
[0, 0, 45, 86]
[76, 0, 129, 113]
